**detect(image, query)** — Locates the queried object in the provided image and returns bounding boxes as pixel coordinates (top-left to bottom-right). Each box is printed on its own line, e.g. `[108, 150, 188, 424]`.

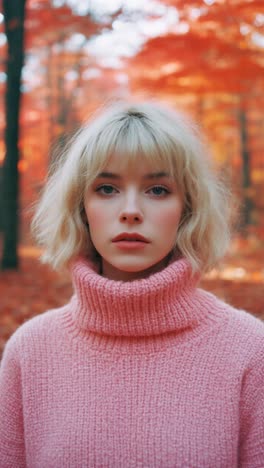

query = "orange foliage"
[24, 3, 100, 49]
[129, 0, 264, 95]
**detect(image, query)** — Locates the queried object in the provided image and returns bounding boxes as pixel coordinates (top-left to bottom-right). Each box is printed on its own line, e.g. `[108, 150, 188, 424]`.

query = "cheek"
[152, 202, 182, 230]
[84, 201, 108, 229]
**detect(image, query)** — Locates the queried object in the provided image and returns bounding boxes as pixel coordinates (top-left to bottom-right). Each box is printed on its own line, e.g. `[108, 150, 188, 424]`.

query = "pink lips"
[112, 232, 150, 243]
[112, 232, 150, 250]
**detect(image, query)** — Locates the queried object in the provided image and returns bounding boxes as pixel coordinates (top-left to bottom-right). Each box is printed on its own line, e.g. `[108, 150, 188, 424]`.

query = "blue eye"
[96, 185, 117, 195]
[149, 186, 169, 196]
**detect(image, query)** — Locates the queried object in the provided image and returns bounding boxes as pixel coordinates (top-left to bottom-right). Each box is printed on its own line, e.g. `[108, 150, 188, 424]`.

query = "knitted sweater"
[0, 257, 264, 468]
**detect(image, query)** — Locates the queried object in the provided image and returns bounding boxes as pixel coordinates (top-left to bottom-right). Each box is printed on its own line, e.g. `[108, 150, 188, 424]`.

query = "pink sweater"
[0, 257, 264, 467]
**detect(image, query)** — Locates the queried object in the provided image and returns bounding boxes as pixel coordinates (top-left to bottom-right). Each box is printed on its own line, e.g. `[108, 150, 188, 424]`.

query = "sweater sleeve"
[239, 343, 264, 467]
[0, 336, 26, 468]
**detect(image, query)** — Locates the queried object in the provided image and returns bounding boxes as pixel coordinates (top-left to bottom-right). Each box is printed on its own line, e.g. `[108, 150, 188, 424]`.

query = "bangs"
[82, 110, 187, 188]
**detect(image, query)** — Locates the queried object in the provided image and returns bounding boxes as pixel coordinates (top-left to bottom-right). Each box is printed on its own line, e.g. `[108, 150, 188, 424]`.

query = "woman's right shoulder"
[1, 305, 69, 362]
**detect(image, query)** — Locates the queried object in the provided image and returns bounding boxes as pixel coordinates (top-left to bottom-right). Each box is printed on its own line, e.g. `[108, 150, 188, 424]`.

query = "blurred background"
[0, 0, 263, 357]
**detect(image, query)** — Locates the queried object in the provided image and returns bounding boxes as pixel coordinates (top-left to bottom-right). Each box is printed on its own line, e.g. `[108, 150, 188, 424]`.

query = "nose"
[119, 190, 143, 223]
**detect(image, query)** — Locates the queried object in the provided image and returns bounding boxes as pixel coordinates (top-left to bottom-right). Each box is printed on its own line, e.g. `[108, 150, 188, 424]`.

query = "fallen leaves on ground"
[0, 247, 263, 359]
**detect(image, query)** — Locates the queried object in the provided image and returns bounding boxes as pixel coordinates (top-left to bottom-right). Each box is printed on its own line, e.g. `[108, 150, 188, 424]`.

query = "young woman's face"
[84, 154, 183, 281]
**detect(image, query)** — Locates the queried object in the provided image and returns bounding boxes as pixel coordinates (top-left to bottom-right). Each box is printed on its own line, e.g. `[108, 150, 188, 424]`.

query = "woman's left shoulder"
[217, 295, 264, 362]
[228, 305, 264, 337]
[199, 288, 264, 358]
[229, 307, 264, 359]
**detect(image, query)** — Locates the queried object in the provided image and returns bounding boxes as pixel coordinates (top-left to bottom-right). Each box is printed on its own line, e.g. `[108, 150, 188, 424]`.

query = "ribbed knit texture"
[0, 256, 264, 468]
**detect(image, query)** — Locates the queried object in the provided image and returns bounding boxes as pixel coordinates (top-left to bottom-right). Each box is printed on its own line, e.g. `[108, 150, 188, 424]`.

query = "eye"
[95, 184, 118, 195]
[148, 186, 170, 196]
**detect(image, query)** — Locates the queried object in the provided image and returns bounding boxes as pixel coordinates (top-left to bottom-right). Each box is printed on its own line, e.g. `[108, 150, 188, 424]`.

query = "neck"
[101, 253, 174, 281]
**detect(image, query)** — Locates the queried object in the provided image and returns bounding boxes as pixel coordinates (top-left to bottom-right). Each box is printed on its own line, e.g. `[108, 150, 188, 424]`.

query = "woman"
[0, 101, 263, 467]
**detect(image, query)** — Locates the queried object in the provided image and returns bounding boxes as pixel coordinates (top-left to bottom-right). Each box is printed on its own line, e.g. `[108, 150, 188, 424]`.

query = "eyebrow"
[96, 171, 171, 180]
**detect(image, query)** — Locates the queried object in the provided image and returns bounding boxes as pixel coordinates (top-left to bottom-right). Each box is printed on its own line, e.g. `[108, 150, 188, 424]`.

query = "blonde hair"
[31, 100, 234, 273]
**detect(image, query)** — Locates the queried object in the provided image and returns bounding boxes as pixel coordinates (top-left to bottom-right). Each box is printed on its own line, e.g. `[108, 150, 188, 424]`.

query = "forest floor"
[0, 240, 264, 359]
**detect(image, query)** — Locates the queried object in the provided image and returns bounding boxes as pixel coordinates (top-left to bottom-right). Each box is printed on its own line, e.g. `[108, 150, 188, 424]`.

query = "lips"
[112, 232, 149, 243]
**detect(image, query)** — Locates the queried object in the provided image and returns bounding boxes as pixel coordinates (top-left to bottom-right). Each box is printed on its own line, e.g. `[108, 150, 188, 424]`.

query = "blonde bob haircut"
[31, 100, 233, 274]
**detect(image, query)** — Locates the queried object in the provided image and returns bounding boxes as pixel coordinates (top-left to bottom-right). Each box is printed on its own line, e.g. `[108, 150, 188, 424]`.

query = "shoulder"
[230, 306, 264, 334]
[227, 306, 264, 362]
[200, 287, 264, 335]
[1, 305, 69, 365]
[223, 298, 264, 339]
[198, 288, 264, 362]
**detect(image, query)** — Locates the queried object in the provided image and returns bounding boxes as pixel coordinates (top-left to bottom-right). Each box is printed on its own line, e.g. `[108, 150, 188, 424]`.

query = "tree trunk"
[1, 0, 26, 269]
[239, 108, 253, 229]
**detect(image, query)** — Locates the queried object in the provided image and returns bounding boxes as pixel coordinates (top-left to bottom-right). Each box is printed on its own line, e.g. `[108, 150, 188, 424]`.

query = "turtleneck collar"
[69, 256, 207, 338]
